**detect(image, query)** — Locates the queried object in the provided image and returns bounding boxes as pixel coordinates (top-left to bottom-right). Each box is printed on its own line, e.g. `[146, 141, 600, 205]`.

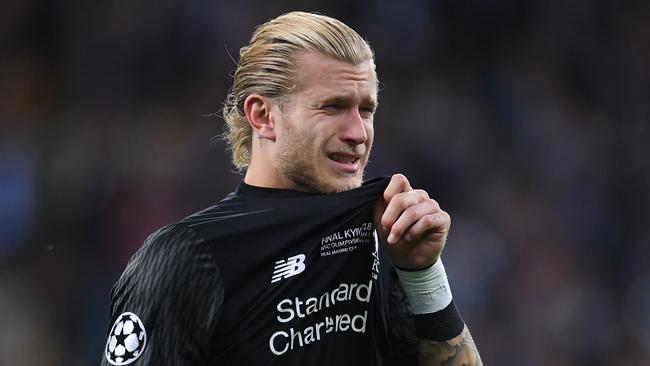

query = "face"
[273, 52, 377, 193]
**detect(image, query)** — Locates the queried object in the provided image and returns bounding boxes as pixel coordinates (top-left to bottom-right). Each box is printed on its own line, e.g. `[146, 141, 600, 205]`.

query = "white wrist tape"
[395, 259, 453, 315]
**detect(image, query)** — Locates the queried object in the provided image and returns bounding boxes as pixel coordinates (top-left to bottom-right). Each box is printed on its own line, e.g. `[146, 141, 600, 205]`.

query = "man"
[102, 11, 482, 365]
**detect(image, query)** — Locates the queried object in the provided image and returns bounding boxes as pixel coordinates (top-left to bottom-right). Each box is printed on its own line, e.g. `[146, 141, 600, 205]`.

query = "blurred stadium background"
[1, 0, 649, 365]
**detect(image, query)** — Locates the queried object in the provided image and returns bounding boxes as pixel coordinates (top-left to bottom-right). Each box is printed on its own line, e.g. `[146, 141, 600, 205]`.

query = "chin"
[324, 175, 363, 193]
[283, 165, 365, 194]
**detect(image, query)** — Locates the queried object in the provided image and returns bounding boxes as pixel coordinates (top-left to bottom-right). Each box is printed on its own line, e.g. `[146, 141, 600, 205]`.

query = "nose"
[339, 109, 369, 144]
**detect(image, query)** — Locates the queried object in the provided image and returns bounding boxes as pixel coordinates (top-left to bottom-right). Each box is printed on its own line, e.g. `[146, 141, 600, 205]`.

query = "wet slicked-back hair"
[222, 11, 375, 169]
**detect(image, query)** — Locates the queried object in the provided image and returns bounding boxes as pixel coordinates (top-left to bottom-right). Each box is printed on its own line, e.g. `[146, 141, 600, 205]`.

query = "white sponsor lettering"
[269, 311, 368, 356]
[276, 280, 373, 323]
[270, 280, 373, 356]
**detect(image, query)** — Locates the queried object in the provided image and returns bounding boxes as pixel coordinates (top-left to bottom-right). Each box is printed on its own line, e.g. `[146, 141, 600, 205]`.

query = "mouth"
[328, 152, 360, 164]
[327, 152, 362, 173]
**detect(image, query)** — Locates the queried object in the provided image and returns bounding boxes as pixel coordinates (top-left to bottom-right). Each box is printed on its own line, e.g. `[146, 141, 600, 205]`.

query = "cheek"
[366, 124, 374, 144]
[313, 127, 337, 148]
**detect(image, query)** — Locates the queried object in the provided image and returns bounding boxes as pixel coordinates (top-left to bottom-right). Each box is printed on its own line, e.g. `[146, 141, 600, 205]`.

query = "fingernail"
[387, 233, 396, 244]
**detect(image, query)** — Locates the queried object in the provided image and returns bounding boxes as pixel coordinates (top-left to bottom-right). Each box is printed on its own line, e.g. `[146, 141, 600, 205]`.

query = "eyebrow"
[317, 95, 378, 111]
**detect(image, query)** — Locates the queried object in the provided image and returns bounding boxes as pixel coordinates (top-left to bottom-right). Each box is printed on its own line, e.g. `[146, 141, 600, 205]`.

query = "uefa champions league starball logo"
[105, 312, 147, 365]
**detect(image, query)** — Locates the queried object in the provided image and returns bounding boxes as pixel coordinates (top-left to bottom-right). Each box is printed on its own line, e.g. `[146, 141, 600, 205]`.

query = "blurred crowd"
[1, 0, 648, 365]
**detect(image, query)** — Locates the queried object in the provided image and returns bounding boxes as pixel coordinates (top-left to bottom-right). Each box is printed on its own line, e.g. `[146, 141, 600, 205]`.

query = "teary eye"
[321, 104, 345, 114]
[359, 107, 375, 118]
[322, 104, 341, 110]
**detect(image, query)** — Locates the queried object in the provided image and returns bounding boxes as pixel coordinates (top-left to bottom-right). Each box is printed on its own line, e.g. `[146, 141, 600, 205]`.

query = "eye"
[322, 104, 340, 110]
[359, 107, 375, 118]
[321, 104, 344, 114]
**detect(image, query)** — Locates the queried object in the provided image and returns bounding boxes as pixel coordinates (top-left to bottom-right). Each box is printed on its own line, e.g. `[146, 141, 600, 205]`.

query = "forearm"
[395, 260, 482, 365]
[418, 325, 482, 366]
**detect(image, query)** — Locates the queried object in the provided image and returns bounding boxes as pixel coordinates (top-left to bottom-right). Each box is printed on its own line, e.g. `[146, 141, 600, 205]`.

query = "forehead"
[292, 52, 378, 102]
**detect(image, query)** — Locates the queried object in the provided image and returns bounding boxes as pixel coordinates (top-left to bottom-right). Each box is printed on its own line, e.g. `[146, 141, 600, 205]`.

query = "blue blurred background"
[1, 0, 649, 365]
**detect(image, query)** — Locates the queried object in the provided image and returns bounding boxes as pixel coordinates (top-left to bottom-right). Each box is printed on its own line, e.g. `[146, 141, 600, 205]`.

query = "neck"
[245, 155, 293, 190]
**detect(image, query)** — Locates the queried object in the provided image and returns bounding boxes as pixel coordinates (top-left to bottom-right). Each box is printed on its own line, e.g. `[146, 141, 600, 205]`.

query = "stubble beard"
[276, 131, 368, 194]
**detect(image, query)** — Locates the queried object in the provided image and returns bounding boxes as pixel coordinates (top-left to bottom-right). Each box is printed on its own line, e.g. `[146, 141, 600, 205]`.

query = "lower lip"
[327, 158, 360, 173]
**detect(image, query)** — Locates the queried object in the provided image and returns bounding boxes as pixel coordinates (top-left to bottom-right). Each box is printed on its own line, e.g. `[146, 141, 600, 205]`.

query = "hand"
[374, 174, 451, 270]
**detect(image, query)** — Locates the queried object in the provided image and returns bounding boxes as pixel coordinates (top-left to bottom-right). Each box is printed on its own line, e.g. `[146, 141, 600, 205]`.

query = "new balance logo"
[271, 254, 306, 283]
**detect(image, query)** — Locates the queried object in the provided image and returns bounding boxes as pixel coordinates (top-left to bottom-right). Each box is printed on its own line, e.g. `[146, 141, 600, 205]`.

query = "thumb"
[373, 199, 388, 241]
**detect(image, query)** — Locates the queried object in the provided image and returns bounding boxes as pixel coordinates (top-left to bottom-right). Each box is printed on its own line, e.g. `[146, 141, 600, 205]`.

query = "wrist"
[395, 259, 466, 341]
[395, 259, 452, 314]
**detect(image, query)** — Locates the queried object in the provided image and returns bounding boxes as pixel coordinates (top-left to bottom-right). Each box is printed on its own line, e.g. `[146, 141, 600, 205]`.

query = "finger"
[381, 189, 430, 233]
[403, 211, 451, 243]
[388, 200, 441, 244]
[383, 174, 412, 204]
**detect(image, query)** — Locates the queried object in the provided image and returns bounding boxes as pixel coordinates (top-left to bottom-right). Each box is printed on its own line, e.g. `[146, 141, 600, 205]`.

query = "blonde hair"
[222, 11, 375, 169]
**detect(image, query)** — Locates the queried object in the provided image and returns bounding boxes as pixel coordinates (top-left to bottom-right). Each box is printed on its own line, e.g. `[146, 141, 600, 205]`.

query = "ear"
[244, 94, 276, 141]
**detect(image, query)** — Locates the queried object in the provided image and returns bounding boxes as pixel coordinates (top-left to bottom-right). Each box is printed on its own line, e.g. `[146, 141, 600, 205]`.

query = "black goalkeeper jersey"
[102, 177, 418, 366]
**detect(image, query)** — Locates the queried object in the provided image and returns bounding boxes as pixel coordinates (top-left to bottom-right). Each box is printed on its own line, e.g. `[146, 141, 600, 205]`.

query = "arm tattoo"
[418, 325, 483, 366]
